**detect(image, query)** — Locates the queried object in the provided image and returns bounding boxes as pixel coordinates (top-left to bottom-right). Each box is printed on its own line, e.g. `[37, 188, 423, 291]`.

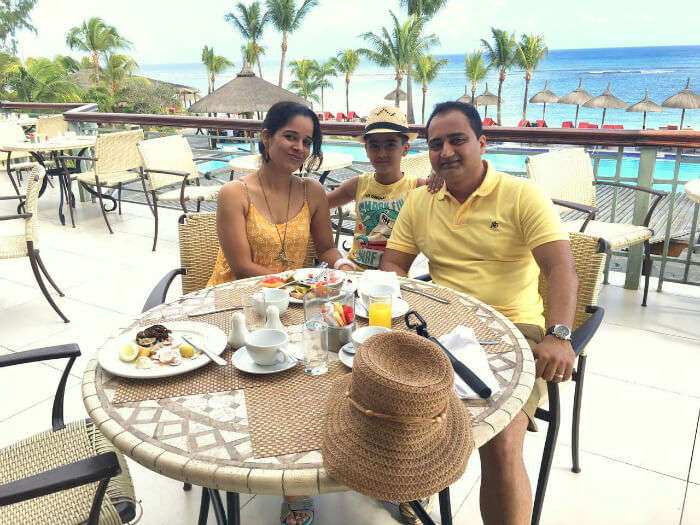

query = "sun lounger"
[483, 117, 495, 127]
[347, 111, 359, 120]
[324, 112, 334, 121]
[336, 113, 347, 122]
[536, 120, 548, 128]
[518, 119, 530, 127]
[562, 121, 574, 128]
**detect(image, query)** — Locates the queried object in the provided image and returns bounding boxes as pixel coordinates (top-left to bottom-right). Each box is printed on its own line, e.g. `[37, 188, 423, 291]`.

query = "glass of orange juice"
[368, 286, 393, 328]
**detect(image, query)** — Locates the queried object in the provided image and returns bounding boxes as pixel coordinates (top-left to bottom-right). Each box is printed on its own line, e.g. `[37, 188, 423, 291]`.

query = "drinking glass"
[302, 319, 328, 375]
[368, 290, 392, 328]
[243, 295, 266, 332]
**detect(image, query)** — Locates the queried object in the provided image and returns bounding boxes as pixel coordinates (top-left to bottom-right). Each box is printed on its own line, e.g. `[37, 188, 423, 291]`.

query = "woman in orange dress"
[207, 101, 354, 288]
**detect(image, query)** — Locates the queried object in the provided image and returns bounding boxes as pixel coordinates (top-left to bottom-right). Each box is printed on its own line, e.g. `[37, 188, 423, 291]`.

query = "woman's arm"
[326, 176, 359, 209]
[306, 179, 354, 270]
[216, 181, 276, 278]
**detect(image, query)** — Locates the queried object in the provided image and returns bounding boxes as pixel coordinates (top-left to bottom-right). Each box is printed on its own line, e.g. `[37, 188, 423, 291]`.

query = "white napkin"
[438, 326, 501, 400]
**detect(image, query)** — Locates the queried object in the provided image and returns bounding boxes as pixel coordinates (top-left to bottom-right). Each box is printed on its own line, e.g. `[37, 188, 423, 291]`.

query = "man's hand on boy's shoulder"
[422, 170, 444, 194]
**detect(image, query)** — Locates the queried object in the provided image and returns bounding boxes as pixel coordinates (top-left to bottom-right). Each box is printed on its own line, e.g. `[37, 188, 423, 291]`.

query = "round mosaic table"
[82, 276, 534, 497]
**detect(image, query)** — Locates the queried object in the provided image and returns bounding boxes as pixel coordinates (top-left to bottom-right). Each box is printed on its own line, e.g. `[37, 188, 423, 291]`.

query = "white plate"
[232, 347, 297, 374]
[338, 347, 354, 368]
[281, 270, 357, 305]
[98, 321, 227, 379]
[354, 298, 411, 320]
[339, 342, 356, 355]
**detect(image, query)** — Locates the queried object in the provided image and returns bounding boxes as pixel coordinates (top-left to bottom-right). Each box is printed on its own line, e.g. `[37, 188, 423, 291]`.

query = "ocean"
[140, 45, 700, 129]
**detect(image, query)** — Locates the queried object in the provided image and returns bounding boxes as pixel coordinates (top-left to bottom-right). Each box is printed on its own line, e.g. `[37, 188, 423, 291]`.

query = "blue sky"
[16, 0, 700, 65]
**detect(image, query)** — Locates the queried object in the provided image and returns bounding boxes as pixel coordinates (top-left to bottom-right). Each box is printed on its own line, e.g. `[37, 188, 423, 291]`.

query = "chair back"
[22, 165, 45, 243]
[538, 232, 606, 332]
[0, 122, 31, 161]
[36, 115, 68, 138]
[400, 151, 432, 179]
[178, 213, 318, 295]
[137, 134, 199, 191]
[94, 129, 144, 177]
[526, 148, 596, 209]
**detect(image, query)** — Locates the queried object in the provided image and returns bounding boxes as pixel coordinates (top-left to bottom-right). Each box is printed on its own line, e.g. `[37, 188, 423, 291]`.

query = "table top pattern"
[2, 136, 96, 153]
[82, 276, 535, 495]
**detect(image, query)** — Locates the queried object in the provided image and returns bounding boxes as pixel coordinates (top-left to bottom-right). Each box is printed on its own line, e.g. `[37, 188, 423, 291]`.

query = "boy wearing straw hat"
[327, 105, 427, 270]
[382, 101, 578, 524]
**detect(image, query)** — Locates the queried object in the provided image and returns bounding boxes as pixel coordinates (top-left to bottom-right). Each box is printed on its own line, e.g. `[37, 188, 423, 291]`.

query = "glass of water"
[302, 319, 328, 375]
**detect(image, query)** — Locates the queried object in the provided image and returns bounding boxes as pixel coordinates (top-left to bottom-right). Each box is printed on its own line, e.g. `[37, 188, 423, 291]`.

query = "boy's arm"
[327, 176, 360, 209]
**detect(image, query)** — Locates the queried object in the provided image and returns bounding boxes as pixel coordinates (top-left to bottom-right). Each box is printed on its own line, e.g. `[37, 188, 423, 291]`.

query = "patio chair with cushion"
[0, 166, 68, 322]
[35, 115, 68, 139]
[58, 129, 145, 233]
[483, 117, 495, 126]
[415, 231, 607, 525]
[518, 119, 531, 127]
[0, 343, 137, 525]
[0, 121, 45, 193]
[137, 134, 223, 251]
[561, 121, 574, 128]
[142, 212, 318, 308]
[526, 147, 667, 306]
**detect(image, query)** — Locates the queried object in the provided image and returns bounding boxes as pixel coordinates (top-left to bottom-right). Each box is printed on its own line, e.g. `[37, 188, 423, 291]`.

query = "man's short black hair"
[426, 101, 483, 139]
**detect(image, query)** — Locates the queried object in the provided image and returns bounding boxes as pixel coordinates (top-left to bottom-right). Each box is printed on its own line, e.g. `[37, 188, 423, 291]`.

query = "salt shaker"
[228, 312, 249, 348]
[265, 305, 285, 332]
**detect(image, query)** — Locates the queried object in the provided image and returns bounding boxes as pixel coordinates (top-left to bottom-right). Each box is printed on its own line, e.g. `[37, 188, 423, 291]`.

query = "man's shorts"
[514, 323, 546, 432]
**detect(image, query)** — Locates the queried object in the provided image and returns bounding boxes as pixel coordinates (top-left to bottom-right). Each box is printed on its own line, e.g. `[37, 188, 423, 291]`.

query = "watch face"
[553, 325, 572, 339]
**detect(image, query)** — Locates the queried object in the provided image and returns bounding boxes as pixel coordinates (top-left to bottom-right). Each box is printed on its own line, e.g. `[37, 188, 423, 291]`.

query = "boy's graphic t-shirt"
[347, 172, 418, 269]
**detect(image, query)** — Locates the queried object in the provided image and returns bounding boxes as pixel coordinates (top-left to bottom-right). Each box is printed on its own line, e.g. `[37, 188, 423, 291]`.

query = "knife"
[400, 284, 450, 304]
[182, 336, 227, 366]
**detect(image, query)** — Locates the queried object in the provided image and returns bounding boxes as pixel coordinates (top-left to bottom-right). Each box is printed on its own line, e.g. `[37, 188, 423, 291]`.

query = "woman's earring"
[263, 150, 270, 162]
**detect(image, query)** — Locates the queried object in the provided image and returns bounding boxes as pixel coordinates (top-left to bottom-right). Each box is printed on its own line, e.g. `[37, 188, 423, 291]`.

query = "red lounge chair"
[518, 119, 530, 127]
[536, 120, 547, 128]
[562, 121, 574, 128]
[323, 112, 334, 121]
[602, 124, 615, 129]
[316, 113, 323, 121]
[336, 113, 347, 122]
[667, 125, 678, 130]
[347, 111, 359, 120]
[483, 117, 495, 126]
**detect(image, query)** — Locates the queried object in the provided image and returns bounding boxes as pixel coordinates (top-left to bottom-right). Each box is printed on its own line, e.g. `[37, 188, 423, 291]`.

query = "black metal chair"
[411, 232, 608, 525]
[0, 343, 137, 524]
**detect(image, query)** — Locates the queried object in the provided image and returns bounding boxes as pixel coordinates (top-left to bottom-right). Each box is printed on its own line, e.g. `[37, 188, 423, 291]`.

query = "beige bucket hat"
[322, 331, 473, 502]
[355, 105, 419, 143]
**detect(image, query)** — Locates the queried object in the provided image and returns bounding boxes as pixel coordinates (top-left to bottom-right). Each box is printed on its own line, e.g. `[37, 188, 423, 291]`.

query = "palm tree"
[3, 56, 81, 102]
[54, 55, 81, 74]
[334, 49, 359, 116]
[359, 11, 437, 115]
[241, 41, 265, 71]
[201, 45, 234, 94]
[265, 0, 318, 87]
[288, 59, 320, 105]
[465, 50, 489, 104]
[400, 0, 447, 19]
[224, 2, 267, 79]
[102, 53, 138, 96]
[414, 54, 447, 124]
[481, 27, 517, 125]
[66, 17, 131, 84]
[514, 33, 548, 121]
[0, 0, 38, 54]
[312, 58, 337, 116]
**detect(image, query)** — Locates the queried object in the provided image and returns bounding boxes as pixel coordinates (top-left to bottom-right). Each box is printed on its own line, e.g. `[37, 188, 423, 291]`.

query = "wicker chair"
[0, 166, 69, 322]
[414, 232, 607, 525]
[142, 212, 318, 310]
[0, 343, 137, 525]
[526, 148, 667, 306]
[137, 135, 223, 251]
[35, 115, 68, 139]
[59, 130, 145, 233]
[0, 122, 42, 192]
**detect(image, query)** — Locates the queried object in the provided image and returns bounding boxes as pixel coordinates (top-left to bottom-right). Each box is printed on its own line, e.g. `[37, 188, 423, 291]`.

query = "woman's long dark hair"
[259, 101, 323, 172]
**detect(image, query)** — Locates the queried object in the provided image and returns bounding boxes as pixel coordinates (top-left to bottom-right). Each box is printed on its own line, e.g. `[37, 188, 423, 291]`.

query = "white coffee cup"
[359, 283, 395, 310]
[246, 328, 288, 365]
[351, 325, 390, 353]
[253, 288, 290, 315]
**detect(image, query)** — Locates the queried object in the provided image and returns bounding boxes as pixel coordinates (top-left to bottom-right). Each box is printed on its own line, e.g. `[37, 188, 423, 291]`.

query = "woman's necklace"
[258, 172, 293, 267]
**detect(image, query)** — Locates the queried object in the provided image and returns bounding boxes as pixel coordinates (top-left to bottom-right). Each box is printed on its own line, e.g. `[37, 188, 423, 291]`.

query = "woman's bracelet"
[334, 257, 356, 271]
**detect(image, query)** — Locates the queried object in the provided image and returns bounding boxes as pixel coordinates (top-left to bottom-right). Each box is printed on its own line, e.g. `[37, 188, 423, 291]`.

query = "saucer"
[354, 298, 410, 320]
[338, 348, 354, 369]
[231, 347, 297, 374]
[339, 342, 356, 355]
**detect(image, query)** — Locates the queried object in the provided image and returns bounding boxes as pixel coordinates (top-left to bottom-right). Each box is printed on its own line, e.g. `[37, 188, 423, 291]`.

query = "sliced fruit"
[342, 305, 354, 324]
[119, 344, 138, 362]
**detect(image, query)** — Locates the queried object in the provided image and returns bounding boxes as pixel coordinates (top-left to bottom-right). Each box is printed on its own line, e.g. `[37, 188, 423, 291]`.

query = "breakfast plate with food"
[259, 268, 356, 304]
[98, 322, 227, 379]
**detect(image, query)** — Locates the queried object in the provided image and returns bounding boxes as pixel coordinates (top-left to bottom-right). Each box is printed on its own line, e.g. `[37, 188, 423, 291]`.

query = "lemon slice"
[135, 356, 153, 369]
[119, 344, 138, 362]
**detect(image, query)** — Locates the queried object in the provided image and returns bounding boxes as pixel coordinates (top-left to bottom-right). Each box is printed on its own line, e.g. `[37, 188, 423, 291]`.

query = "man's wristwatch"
[546, 324, 572, 341]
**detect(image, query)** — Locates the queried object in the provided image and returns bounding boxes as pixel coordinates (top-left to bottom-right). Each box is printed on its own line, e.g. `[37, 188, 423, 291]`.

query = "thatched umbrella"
[583, 82, 628, 126]
[474, 83, 500, 118]
[457, 86, 472, 104]
[627, 89, 662, 129]
[558, 78, 592, 126]
[661, 77, 700, 129]
[384, 88, 407, 102]
[529, 80, 559, 121]
[189, 66, 309, 115]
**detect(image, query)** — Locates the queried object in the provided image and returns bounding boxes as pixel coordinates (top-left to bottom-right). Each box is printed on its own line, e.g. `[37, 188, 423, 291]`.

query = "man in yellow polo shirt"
[382, 101, 579, 525]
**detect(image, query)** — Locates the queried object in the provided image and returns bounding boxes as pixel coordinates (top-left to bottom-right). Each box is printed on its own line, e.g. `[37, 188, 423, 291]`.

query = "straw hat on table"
[322, 331, 473, 502]
[355, 105, 419, 143]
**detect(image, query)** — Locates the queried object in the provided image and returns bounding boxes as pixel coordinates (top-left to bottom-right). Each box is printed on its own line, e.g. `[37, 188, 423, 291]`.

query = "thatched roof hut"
[189, 66, 308, 115]
[583, 82, 628, 126]
[627, 89, 662, 129]
[662, 78, 700, 128]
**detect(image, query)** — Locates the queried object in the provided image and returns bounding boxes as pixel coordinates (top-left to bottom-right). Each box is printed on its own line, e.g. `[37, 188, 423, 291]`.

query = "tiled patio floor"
[1, 176, 699, 524]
